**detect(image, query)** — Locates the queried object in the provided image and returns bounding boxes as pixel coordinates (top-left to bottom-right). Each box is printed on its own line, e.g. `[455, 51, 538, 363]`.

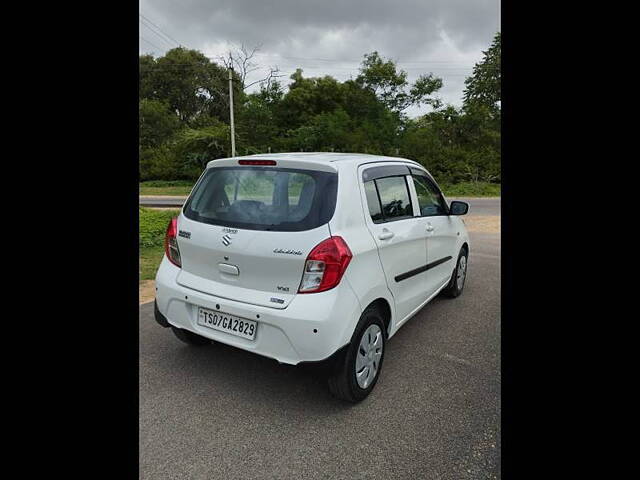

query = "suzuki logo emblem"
[222, 234, 232, 246]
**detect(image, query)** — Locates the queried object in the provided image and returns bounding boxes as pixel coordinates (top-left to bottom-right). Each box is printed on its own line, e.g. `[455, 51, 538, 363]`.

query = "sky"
[139, 0, 500, 117]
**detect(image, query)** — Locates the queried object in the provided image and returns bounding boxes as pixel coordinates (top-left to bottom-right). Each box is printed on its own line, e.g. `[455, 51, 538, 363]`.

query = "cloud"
[140, 0, 499, 115]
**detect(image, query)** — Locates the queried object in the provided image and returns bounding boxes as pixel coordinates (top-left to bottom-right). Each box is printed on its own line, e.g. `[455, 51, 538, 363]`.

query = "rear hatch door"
[175, 159, 338, 309]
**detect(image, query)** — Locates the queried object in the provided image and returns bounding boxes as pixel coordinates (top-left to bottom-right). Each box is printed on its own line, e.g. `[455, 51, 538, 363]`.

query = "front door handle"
[425, 223, 434, 232]
[378, 229, 394, 240]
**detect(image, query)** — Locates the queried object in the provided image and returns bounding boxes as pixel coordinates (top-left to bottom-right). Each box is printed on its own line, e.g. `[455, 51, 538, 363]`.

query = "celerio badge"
[273, 248, 302, 255]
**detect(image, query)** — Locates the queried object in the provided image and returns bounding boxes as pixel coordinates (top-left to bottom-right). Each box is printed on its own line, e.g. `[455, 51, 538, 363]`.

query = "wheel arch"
[364, 297, 393, 337]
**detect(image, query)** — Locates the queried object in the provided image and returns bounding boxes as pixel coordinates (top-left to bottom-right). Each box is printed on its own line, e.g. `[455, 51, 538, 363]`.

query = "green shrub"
[140, 180, 194, 188]
[139, 207, 181, 248]
[440, 182, 501, 197]
[174, 123, 231, 179]
[139, 145, 182, 181]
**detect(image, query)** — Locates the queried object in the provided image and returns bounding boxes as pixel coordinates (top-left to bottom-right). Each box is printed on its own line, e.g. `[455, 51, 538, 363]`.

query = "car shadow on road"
[144, 293, 459, 414]
[160, 334, 362, 414]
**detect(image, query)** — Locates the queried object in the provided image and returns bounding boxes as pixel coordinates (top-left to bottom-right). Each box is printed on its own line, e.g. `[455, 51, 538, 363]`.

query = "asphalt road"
[139, 196, 501, 216]
[139, 230, 500, 479]
[139, 196, 188, 208]
[448, 197, 500, 217]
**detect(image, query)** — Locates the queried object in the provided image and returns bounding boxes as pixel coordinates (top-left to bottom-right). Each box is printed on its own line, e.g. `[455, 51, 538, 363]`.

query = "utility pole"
[228, 53, 236, 157]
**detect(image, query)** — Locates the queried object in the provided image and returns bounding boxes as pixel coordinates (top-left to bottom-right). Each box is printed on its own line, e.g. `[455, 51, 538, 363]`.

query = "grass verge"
[140, 246, 165, 282]
[139, 207, 181, 282]
[441, 182, 501, 197]
[140, 180, 194, 196]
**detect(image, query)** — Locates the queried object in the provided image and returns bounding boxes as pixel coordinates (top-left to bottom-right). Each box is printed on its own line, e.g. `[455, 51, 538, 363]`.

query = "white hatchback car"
[154, 153, 470, 402]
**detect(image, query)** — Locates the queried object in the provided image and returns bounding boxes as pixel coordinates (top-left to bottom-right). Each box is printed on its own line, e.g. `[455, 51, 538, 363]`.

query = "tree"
[270, 70, 402, 154]
[217, 44, 284, 91]
[138, 36, 501, 185]
[287, 108, 352, 152]
[356, 52, 443, 113]
[401, 101, 500, 184]
[237, 81, 285, 153]
[139, 99, 182, 149]
[463, 32, 501, 116]
[139, 99, 183, 181]
[275, 69, 346, 130]
[139, 47, 240, 125]
[174, 121, 231, 178]
[140, 145, 181, 181]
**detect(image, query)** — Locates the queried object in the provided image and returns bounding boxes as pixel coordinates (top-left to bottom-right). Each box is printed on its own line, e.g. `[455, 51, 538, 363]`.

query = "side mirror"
[449, 200, 469, 216]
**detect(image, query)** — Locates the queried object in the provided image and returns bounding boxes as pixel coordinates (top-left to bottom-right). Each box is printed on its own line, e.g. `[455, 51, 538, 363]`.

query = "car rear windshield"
[183, 166, 338, 231]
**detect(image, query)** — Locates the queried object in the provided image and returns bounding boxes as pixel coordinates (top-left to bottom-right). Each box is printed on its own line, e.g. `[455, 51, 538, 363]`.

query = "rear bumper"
[154, 256, 362, 365]
[153, 301, 170, 328]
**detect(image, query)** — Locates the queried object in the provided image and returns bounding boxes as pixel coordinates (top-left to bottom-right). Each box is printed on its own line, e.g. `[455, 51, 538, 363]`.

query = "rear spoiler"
[206, 157, 338, 173]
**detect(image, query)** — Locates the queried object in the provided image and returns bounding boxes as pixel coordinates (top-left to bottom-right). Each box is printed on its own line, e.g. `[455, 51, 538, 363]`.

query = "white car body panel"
[355, 162, 431, 325]
[156, 256, 362, 364]
[424, 215, 464, 297]
[175, 216, 330, 309]
[155, 152, 470, 364]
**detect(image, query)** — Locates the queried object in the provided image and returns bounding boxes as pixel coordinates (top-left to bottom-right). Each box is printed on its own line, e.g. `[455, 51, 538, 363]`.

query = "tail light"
[164, 217, 182, 267]
[298, 236, 352, 293]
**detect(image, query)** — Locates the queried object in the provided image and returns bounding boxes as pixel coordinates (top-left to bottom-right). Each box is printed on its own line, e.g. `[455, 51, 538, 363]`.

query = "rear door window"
[363, 175, 414, 223]
[184, 167, 337, 231]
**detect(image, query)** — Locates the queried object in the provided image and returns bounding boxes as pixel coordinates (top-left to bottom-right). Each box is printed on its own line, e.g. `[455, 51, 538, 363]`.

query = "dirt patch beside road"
[463, 215, 500, 234]
[140, 280, 155, 305]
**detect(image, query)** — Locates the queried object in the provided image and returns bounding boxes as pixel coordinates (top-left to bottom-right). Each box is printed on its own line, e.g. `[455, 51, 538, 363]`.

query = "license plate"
[197, 307, 257, 340]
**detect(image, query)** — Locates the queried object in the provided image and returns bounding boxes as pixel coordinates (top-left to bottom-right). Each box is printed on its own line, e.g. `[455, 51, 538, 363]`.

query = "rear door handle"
[378, 229, 394, 240]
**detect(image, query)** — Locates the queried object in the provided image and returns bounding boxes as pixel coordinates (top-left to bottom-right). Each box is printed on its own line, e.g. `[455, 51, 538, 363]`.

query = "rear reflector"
[238, 160, 277, 165]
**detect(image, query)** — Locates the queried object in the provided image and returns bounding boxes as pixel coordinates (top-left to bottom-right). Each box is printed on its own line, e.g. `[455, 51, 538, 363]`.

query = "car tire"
[442, 247, 468, 298]
[328, 306, 386, 403]
[171, 327, 211, 346]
